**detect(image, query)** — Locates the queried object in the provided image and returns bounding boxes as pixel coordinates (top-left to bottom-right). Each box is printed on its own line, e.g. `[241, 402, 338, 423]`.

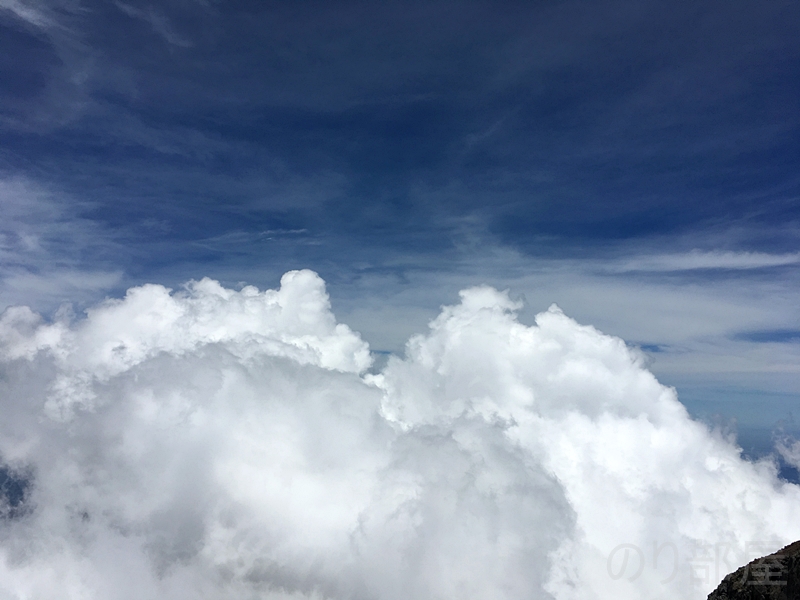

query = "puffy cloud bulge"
[0, 270, 798, 599]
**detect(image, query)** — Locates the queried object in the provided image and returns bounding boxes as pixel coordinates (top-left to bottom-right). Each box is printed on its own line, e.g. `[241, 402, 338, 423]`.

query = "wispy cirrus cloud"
[0, 177, 122, 310]
[0, 0, 55, 29]
[612, 250, 800, 272]
[114, 1, 192, 48]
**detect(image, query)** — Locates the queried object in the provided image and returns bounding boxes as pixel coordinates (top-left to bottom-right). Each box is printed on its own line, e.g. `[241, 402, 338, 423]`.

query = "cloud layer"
[1, 270, 798, 599]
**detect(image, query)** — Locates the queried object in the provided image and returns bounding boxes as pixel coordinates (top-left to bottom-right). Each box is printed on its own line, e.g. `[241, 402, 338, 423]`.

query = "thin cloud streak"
[0, 0, 53, 29]
[612, 250, 800, 272]
[114, 1, 193, 48]
[0, 176, 124, 309]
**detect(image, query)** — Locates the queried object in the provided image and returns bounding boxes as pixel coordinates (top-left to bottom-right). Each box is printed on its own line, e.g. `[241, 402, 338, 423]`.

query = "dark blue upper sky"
[2, 0, 800, 440]
[3, 0, 799, 264]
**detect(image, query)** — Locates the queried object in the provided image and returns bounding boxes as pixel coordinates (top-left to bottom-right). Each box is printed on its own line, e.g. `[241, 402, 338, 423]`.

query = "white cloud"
[0, 177, 122, 311]
[777, 438, 800, 471]
[0, 0, 54, 29]
[333, 257, 800, 376]
[114, 1, 193, 48]
[1, 270, 798, 599]
[612, 250, 800, 272]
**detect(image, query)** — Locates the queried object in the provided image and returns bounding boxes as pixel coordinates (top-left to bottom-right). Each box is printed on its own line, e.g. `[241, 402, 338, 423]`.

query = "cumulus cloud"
[1, 270, 798, 599]
[776, 438, 800, 471]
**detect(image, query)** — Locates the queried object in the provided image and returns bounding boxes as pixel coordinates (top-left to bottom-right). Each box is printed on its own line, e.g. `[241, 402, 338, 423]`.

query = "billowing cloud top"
[1, 271, 798, 599]
[0, 270, 371, 420]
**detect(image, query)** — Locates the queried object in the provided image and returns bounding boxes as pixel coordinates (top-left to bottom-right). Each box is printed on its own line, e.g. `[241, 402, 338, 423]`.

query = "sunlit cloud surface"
[1, 271, 798, 599]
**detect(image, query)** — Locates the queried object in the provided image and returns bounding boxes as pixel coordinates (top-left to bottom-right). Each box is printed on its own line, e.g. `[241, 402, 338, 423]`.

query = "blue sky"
[2, 0, 799, 452]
